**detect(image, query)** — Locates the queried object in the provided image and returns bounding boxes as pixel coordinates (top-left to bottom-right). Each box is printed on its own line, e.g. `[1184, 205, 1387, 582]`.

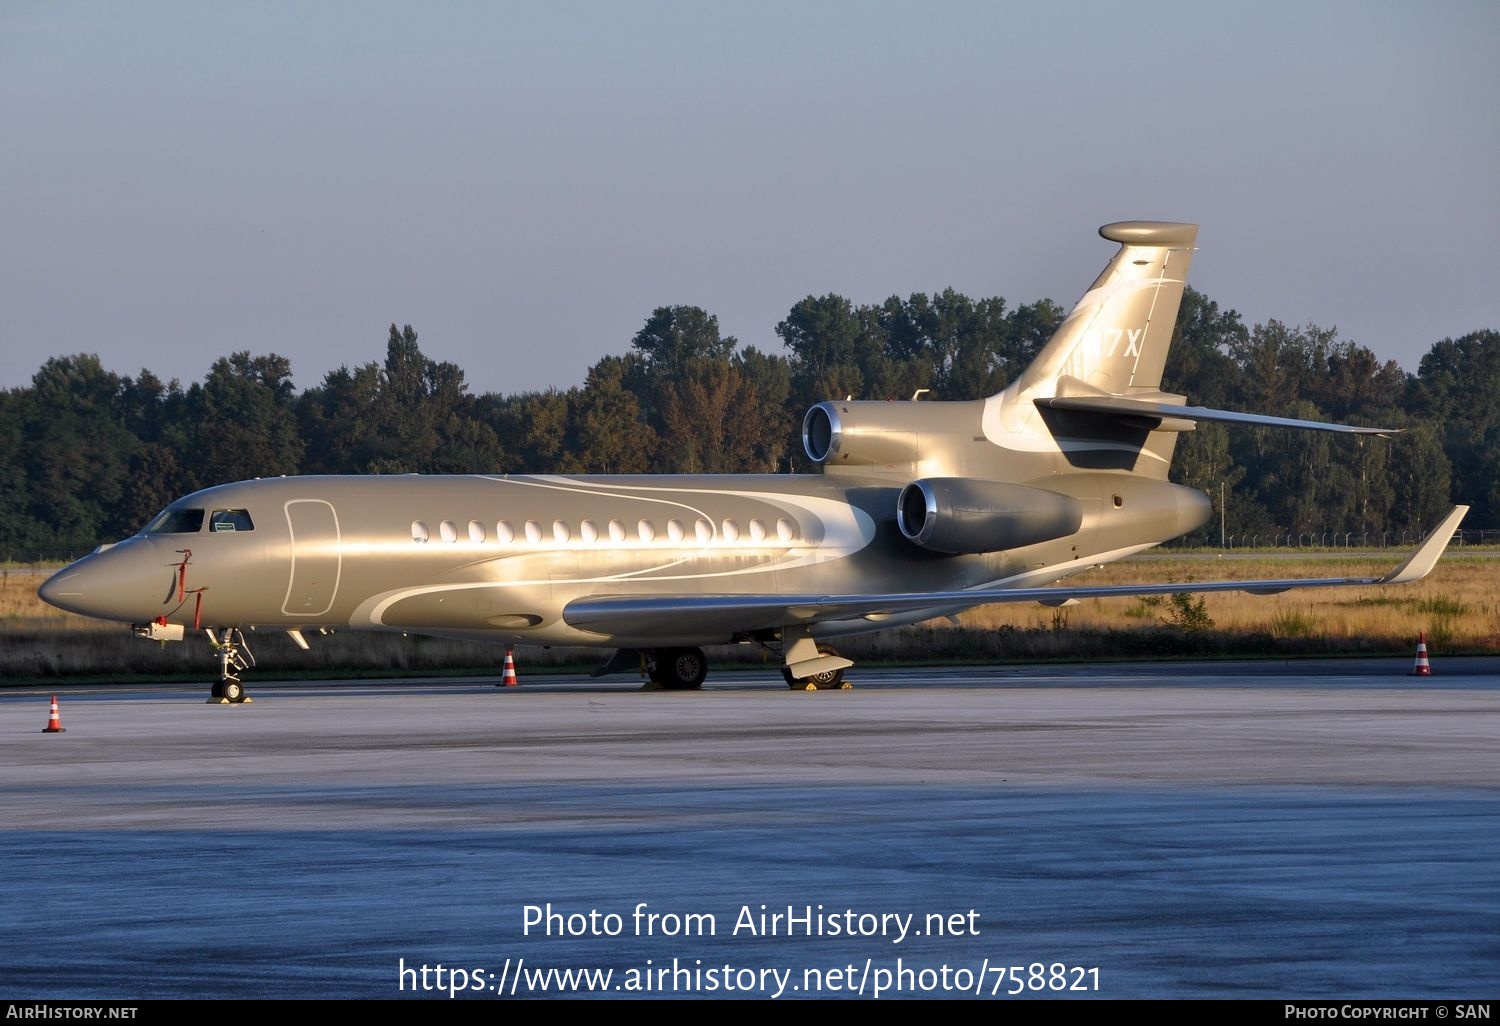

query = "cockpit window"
[145, 508, 205, 534]
[210, 509, 255, 532]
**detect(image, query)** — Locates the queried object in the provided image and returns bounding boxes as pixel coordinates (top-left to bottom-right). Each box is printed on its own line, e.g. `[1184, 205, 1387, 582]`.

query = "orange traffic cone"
[1410, 632, 1432, 676]
[42, 695, 65, 733]
[501, 646, 520, 687]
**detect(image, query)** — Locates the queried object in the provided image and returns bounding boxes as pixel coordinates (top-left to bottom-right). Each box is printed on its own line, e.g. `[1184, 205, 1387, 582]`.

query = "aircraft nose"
[38, 537, 176, 622]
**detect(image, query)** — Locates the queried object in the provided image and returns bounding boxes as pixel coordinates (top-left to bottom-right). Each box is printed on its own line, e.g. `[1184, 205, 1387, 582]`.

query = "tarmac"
[1, 659, 1496, 1000]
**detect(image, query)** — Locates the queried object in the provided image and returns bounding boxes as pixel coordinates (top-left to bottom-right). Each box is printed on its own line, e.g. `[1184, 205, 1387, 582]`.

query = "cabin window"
[553, 520, 570, 543]
[524, 520, 542, 544]
[694, 518, 712, 543]
[497, 521, 515, 543]
[146, 508, 205, 534]
[667, 518, 685, 542]
[722, 518, 740, 542]
[609, 519, 626, 542]
[638, 519, 655, 542]
[777, 518, 797, 542]
[411, 521, 430, 543]
[749, 518, 766, 542]
[210, 509, 254, 533]
[1113, 494, 1124, 508]
[581, 520, 598, 543]
[468, 520, 486, 542]
[440, 520, 458, 543]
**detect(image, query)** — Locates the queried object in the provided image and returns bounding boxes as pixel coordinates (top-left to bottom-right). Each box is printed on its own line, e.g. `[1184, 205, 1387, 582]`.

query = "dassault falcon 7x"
[39, 221, 1468, 699]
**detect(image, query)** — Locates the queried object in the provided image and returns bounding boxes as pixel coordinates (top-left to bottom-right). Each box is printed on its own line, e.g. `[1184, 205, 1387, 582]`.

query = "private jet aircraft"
[38, 221, 1468, 699]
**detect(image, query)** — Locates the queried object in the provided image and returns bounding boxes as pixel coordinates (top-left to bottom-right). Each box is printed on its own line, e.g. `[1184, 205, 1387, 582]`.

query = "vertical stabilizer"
[981, 221, 1199, 479]
[1018, 221, 1198, 397]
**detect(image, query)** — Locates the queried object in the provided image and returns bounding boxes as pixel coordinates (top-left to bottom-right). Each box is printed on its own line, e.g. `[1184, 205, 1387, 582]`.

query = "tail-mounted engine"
[803, 399, 981, 470]
[897, 478, 1083, 555]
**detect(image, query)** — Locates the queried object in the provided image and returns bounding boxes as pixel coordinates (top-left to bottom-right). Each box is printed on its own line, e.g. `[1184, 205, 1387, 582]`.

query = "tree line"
[2, 289, 1494, 560]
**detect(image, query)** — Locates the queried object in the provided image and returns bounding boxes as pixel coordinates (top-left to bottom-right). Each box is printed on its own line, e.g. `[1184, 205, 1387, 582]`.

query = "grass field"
[958, 553, 1498, 650]
[3, 552, 1494, 682]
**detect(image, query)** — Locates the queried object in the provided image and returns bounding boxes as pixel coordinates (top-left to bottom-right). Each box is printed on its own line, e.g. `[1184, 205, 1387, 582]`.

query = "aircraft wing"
[563, 505, 1467, 638]
[1036, 395, 1399, 435]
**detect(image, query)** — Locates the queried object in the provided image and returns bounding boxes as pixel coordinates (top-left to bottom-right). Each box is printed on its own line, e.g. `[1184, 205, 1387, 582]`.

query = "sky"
[4, 1, 1496, 398]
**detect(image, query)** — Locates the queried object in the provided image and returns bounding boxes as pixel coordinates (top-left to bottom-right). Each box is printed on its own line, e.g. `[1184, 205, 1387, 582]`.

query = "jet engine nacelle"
[802, 399, 980, 469]
[897, 478, 1085, 555]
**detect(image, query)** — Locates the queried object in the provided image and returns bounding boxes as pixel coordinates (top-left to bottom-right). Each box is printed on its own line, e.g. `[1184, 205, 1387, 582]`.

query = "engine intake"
[803, 402, 921, 467]
[897, 478, 1084, 554]
[802, 396, 992, 473]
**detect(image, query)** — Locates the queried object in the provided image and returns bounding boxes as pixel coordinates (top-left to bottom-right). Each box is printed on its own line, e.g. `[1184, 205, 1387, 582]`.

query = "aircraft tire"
[783, 662, 846, 691]
[650, 648, 707, 690]
[222, 679, 245, 703]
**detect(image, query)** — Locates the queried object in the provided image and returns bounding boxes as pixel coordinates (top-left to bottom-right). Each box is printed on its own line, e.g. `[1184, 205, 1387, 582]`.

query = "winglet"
[1378, 505, 1469, 585]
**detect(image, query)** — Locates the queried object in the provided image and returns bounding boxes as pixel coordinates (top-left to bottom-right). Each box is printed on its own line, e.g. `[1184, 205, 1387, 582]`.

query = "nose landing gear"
[207, 628, 255, 704]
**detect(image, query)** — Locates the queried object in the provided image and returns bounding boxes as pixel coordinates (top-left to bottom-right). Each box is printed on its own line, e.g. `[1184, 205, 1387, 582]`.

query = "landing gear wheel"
[207, 628, 256, 703]
[783, 649, 848, 690]
[807, 666, 846, 690]
[646, 648, 707, 690]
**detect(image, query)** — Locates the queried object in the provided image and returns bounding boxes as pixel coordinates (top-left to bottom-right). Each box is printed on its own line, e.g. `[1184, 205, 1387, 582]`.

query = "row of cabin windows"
[411, 516, 800, 546]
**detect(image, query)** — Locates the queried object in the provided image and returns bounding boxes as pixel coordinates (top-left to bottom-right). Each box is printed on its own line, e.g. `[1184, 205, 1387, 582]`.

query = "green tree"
[1168, 421, 1248, 545]
[297, 362, 385, 473]
[0, 389, 29, 558]
[343, 325, 505, 474]
[777, 293, 878, 408]
[923, 289, 1012, 399]
[656, 358, 770, 473]
[1161, 288, 1246, 408]
[561, 355, 657, 474]
[1001, 298, 1066, 378]
[1312, 340, 1406, 423]
[182, 352, 304, 485]
[1230, 319, 1313, 416]
[733, 346, 797, 471]
[367, 325, 442, 472]
[22, 355, 138, 552]
[1413, 329, 1500, 527]
[482, 389, 572, 472]
[629, 306, 738, 382]
[626, 306, 740, 436]
[1386, 421, 1453, 537]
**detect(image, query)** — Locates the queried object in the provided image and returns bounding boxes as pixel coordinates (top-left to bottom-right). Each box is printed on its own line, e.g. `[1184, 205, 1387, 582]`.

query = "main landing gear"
[643, 647, 709, 690]
[207, 627, 255, 704]
[782, 662, 849, 691]
[644, 645, 851, 690]
[778, 632, 854, 691]
[592, 640, 854, 691]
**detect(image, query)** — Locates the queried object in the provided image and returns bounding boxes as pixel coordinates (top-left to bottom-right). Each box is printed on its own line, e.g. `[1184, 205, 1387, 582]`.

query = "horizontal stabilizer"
[1036, 395, 1399, 435]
